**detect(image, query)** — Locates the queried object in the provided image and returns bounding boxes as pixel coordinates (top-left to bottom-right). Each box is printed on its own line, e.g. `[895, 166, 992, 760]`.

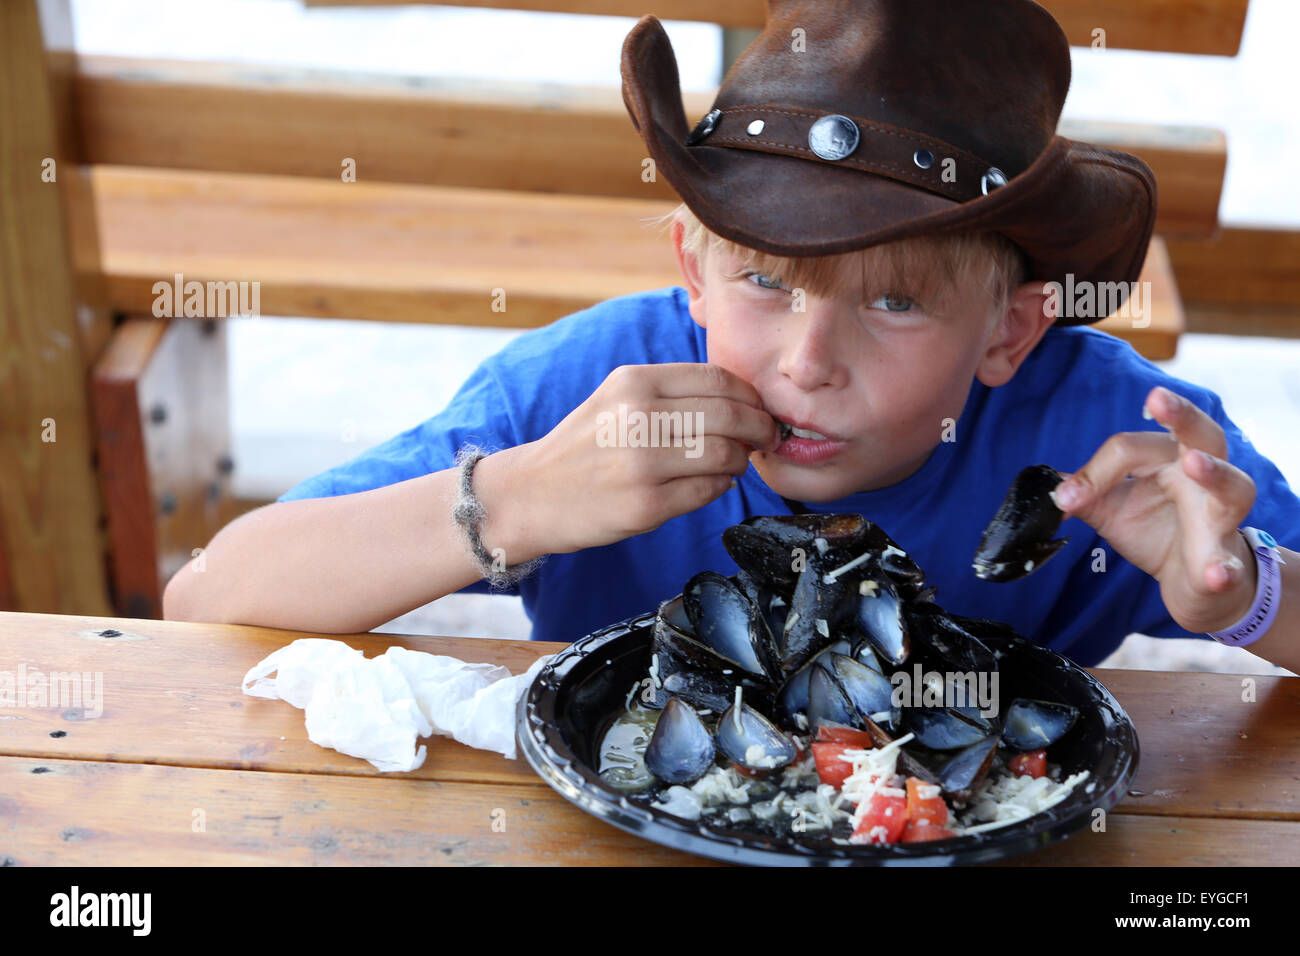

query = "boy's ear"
[975, 281, 1056, 388]
[671, 218, 709, 329]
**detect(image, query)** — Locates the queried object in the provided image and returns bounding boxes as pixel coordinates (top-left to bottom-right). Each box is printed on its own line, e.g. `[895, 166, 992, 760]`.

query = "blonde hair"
[647, 203, 1027, 318]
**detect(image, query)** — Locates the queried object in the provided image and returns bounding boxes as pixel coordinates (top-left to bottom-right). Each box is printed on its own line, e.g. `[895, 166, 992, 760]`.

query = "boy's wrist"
[1203, 530, 1259, 634]
[470, 443, 551, 568]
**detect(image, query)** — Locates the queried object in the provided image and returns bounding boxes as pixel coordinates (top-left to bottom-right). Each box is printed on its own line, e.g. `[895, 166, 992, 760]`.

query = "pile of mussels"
[632, 507, 1081, 813]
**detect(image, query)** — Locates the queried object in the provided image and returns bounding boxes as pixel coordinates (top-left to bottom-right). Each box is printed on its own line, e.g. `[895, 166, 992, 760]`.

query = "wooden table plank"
[0, 756, 723, 867]
[3, 755, 1293, 867]
[0, 612, 559, 786]
[2, 612, 1297, 822]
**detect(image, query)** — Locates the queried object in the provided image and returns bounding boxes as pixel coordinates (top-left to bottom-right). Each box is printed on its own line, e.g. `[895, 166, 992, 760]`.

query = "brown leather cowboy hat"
[620, 0, 1158, 326]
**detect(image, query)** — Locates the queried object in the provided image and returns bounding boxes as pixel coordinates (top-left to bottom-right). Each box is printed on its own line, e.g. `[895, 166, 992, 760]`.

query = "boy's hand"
[522, 363, 782, 554]
[1051, 385, 1258, 634]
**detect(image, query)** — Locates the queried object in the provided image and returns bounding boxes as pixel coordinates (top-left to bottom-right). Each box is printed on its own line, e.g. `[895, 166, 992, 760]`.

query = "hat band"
[686, 105, 1008, 203]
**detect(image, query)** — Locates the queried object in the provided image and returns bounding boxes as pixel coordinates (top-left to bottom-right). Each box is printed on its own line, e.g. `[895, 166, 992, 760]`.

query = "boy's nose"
[777, 305, 846, 392]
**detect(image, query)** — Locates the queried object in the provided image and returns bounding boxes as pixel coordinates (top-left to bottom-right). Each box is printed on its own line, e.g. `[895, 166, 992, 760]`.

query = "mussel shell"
[780, 553, 849, 673]
[904, 602, 999, 676]
[682, 571, 780, 681]
[774, 638, 851, 729]
[851, 639, 884, 674]
[935, 735, 1000, 800]
[850, 577, 909, 666]
[650, 615, 775, 714]
[657, 594, 695, 636]
[904, 706, 996, 751]
[1001, 698, 1080, 751]
[806, 662, 862, 731]
[715, 699, 799, 772]
[973, 464, 1070, 582]
[827, 653, 895, 721]
[644, 698, 716, 785]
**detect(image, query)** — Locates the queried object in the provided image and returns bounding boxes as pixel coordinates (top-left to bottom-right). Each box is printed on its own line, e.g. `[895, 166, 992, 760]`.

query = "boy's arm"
[162, 443, 542, 634]
[164, 361, 779, 634]
[1055, 384, 1300, 675]
[1232, 544, 1300, 675]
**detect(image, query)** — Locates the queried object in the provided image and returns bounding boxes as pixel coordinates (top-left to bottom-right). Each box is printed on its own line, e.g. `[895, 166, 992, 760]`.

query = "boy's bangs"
[713, 233, 1017, 316]
[653, 204, 1027, 316]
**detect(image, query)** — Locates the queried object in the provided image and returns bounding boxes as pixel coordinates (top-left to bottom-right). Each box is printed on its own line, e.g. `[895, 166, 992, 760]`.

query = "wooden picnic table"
[1, 611, 1296, 866]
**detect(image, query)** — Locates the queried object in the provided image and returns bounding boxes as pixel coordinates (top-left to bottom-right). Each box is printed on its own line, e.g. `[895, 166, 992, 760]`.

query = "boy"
[163, 0, 1300, 674]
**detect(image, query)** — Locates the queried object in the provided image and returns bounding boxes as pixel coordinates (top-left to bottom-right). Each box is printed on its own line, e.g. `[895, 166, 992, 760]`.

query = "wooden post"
[0, 0, 113, 614]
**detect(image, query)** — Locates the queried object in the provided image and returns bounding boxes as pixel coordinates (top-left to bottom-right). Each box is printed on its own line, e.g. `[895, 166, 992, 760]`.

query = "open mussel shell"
[1001, 698, 1080, 751]
[806, 662, 860, 731]
[826, 653, 895, 722]
[774, 638, 851, 729]
[715, 697, 799, 773]
[973, 464, 1071, 582]
[850, 576, 909, 666]
[644, 698, 716, 785]
[904, 602, 999, 676]
[904, 706, 996, 751]
[723, 514, 872, 593]
[935, 735, 1000, 800]
[780, 552, 849, 672]
[681, 571, 780, 681]
[650, 608, 775, 714]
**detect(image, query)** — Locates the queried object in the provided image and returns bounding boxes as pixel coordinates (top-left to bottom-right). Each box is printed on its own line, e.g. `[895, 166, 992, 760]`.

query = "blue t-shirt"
[278, 286, 1300, 665]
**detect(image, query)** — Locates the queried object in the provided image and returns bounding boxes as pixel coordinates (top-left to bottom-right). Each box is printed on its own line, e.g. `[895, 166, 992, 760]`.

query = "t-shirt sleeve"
[1124, 390, 1300, 641]
[274, 357, 521, 596]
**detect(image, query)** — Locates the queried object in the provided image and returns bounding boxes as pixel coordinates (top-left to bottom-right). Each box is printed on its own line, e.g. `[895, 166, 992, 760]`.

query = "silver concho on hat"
[685, 108, 722, 146]
[808, 114, 860, 161]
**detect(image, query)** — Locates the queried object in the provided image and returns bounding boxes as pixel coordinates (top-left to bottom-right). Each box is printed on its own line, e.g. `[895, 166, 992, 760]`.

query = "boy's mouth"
[774, 418, 832, 442]
[768, 416, 846, 465]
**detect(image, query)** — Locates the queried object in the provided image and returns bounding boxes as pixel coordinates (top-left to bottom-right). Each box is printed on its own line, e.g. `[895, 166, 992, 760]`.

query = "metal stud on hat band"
[685, 108, 721, 146]
[683, 104, 1010, 204]
[807, 114, 861, 160]
[982, 167, 1009, 194]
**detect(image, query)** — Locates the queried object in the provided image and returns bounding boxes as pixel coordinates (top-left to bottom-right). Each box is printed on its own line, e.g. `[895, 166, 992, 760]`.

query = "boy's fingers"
[657, 473, 737, 518]
[1179, 448, 1256, 527]
[660, 396, 780, 452]
[665, 434, 754, 478]
[1145, 386, 1227, 460]
[1052, 431, 1177, 513]
[652, 362, 766, 408]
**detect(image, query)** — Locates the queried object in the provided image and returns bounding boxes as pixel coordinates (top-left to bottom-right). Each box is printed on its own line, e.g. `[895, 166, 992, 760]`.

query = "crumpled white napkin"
[241, 638, 552, 772]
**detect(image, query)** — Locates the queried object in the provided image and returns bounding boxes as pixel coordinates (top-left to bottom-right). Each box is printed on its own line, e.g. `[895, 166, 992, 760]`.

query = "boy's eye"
[868, 293, 916, 312]
[744, 271, 786, 291]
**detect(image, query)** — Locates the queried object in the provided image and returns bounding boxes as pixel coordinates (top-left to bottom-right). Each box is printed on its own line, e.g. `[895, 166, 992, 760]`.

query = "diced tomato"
[899, 819, 958, 843]
[811, 742, 859, 788]
[905, 776, 949, 826]
[849, 791, 908, 845]
[814, 723, 875, 748]
[1009, 749, 1046, 778]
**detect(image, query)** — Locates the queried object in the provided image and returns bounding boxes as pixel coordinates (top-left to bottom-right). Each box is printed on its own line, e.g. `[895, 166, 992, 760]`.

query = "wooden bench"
[5, 0, 1288, 621]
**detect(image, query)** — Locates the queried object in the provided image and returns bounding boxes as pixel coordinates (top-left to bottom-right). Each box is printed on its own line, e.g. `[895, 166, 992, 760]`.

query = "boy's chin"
[752, 455, 868, 504]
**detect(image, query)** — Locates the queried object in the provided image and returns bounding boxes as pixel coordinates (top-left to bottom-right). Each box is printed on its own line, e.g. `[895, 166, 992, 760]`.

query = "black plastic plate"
[517, 611, 1139, 866]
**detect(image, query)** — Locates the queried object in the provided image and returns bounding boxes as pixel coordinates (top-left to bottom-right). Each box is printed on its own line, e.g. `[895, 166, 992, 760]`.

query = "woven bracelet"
[452, 445, 544, 589]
